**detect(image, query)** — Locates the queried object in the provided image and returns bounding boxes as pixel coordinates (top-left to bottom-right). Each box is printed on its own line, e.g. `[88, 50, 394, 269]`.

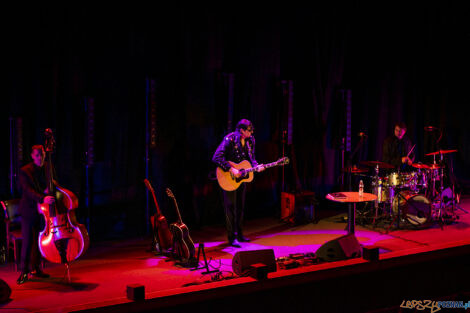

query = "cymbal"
[411, 163, 430, 169]
[360, 160, 395, 169]
[427, 163, 444, 169]
[341, 165, 368, 173]
[425, 149, 458, 156]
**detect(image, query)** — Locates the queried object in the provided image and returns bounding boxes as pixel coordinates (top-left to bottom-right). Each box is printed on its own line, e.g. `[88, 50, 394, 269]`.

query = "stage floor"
[1, 196, 470, 313]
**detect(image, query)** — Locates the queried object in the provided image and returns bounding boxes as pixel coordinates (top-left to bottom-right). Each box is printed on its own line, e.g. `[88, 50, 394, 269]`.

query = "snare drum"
[374, 178, 394, 204]
[400, 172, 417, 189]
[387, 172, 416, 189]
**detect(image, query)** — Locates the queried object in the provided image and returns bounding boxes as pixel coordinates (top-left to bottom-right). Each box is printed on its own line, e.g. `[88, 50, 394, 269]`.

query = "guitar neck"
[172, 198, 183, 224]
[150, 191, 163, 216]
[144, 180, 163, 216]
[245, 161, 281, 173]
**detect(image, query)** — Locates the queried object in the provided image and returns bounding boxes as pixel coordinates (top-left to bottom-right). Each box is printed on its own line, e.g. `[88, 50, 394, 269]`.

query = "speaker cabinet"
[232, 249, 276, 276]
[316, 234, 362, 262]
[0, 279, 11, 303]
[281, 191, 316, 224]
[126, 284, 145, 301]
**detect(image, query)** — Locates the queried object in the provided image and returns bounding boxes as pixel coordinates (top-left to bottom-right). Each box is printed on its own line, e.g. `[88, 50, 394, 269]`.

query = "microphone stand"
[347, 135, 367, 225]
[281, 130, 287, 193]
[348, 135, 367, 190]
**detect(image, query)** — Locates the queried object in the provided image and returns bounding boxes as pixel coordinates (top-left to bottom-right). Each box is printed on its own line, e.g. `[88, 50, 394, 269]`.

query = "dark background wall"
[2, 3, 470, 240]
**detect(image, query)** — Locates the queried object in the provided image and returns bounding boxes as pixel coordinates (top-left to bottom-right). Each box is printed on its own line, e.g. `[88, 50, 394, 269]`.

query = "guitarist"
[212, 119, 264, 247]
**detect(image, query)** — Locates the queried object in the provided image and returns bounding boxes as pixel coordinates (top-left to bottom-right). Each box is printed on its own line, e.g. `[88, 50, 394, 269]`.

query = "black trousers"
[222, 183, 246, 242]
[19, 215, 43, 273]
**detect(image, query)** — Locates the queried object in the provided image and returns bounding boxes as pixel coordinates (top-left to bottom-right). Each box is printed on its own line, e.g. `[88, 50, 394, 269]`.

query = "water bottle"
[359, 180, 364, 197]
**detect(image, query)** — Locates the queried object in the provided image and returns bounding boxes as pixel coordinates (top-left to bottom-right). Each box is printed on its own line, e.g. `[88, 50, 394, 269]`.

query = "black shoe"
[17, 273, 29, 285]
[229, 239, 241, 248]
[31, 269, 50, 278]
[238, 236, 251, 242]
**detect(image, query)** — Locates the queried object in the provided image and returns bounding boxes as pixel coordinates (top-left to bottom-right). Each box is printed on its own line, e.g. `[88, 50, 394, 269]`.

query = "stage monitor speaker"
[316, 234, 362, 262]
[0, 279, 11, 303]
[232, 249, 276, 276]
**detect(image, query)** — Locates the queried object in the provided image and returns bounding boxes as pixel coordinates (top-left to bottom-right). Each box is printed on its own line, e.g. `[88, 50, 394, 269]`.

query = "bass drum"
[392, 191, 431, 227]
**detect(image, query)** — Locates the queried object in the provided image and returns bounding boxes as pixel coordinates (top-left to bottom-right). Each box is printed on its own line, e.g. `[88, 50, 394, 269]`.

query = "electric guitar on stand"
[216, 157, 289, 191]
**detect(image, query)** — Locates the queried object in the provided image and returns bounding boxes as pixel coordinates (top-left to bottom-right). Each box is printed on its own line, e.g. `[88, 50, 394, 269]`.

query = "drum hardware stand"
[371, 164, 381, 224]
[431, 164, 450, 230]
[385, 189, 403, 233]
[452, 183, 467, 214]
[448, 159, 467, 215]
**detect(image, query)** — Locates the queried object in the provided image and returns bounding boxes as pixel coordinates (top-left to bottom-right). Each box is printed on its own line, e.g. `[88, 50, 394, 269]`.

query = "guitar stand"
[169, 239, 198, 268]
[190, 243, 219, 275]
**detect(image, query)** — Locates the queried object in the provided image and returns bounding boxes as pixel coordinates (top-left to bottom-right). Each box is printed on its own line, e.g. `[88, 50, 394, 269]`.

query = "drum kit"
[348, 149, 462, 230]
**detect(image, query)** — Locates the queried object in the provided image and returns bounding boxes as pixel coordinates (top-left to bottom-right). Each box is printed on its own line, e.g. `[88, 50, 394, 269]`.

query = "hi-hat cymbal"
[427, 163, 444, 169]
[425, 149, 458, 156]
[412, 163, 430, 169]
[360, 160, 395, 169]
[341, 165, 368, 173]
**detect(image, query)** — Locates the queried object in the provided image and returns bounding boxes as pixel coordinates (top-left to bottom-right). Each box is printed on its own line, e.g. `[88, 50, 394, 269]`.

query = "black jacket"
[212, 131, 258, 171]
[382, 135, 414, 171]
[18, 163, 48, 219]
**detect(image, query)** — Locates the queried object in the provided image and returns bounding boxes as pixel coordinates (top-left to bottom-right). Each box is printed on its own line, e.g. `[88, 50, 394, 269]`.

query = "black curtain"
[2, 3, 470, 240]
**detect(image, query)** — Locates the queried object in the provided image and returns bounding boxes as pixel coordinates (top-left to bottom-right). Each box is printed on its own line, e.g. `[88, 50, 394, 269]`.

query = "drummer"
[382, 122, 415, 172]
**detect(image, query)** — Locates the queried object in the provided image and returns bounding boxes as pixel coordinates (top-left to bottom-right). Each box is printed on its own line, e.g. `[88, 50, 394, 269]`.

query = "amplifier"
[281, 191, 316, 224]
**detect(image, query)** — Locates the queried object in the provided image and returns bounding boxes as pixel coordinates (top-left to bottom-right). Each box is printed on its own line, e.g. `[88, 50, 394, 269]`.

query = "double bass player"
[18, 129, 89, 284]
[17, 145, 53, 284]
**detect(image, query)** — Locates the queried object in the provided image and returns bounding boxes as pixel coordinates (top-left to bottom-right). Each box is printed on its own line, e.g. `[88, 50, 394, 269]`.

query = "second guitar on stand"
[166, 188, 196, 265]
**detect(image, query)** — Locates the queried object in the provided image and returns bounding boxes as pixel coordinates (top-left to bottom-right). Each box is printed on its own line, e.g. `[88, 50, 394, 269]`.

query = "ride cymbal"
[425, 149, 458, 156]
[341, 165, 368, 173]
[411, 163, 430, 169]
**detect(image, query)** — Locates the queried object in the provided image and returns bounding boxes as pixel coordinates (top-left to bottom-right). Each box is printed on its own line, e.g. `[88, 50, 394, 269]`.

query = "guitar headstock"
[166, 188, 175, 199]
[277, 157, 290, 165]
[143, 179, 154, 193]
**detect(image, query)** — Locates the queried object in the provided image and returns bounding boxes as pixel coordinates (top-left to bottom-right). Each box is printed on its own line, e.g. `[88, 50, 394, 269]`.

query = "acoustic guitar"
[166, 188, 195, 262]
[216, 157, 290, 191]
[144, 179, 173, 252]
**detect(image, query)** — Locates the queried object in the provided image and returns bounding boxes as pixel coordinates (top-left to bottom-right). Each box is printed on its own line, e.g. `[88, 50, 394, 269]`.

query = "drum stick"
[407, 144, 416, 157]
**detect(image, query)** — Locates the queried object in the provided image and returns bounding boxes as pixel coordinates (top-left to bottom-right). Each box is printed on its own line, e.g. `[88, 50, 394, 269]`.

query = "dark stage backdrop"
[2, 3, 470, 240]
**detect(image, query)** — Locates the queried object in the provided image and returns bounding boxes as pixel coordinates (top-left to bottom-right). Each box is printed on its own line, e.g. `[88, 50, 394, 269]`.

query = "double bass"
[38, 129, 89, 265]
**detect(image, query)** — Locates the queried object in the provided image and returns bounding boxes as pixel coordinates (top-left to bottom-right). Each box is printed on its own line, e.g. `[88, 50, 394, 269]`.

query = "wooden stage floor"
[1, 196, 470, 312]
